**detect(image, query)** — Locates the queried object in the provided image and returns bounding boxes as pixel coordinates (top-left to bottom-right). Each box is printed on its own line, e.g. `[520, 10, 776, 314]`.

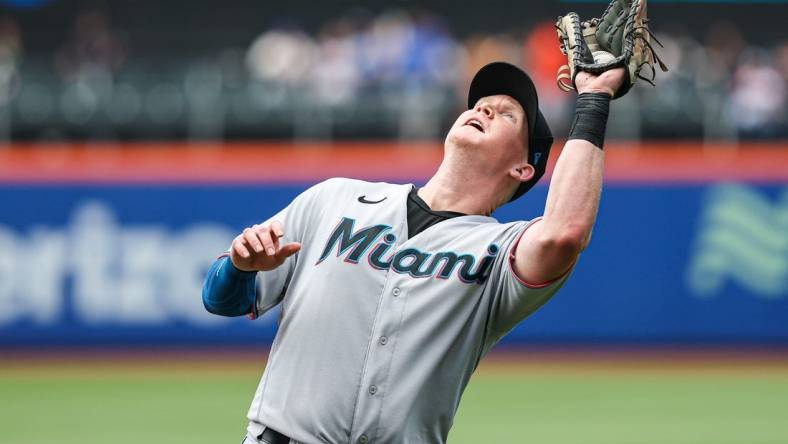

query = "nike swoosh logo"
[358, 195, 387, 204]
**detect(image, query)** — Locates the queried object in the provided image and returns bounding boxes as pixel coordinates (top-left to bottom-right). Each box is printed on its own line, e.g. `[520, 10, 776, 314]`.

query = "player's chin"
[446, 126, 485, 148]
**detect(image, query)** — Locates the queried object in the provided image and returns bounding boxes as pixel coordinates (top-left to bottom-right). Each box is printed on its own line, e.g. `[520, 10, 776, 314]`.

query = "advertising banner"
[1, 144, 786, 345]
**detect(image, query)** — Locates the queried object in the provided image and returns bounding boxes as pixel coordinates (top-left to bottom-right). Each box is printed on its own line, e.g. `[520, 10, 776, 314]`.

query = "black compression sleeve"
[567, 92, 611, 149]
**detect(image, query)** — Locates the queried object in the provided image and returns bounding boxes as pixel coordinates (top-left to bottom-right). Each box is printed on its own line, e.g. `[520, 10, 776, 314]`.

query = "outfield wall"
[1, 142, 787, 346]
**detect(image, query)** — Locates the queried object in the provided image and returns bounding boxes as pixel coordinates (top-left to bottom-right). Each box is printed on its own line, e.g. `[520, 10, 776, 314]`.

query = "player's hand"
[230, 220, 301, 272]
[575, 67, 626, 97]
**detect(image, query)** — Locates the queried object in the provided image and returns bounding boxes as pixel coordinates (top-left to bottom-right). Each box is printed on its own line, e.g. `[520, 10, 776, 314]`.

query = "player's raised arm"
[512, 68, 624, 284]
[511, 0, 666, 285]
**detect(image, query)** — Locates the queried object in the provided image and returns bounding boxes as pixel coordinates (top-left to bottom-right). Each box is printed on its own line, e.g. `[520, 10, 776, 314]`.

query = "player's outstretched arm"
[202, 220, 300, 316]
[512, 68, 625, 284]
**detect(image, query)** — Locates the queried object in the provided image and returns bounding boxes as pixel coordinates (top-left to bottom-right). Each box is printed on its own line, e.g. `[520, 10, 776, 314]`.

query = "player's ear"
[509, 163, 535, 183]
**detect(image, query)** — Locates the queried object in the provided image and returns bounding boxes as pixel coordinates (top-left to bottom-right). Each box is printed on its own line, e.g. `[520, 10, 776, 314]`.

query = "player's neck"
[420, 166, 502, 216]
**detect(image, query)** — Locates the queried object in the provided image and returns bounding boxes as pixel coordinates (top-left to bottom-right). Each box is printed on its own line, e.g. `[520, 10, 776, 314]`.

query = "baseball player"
[202, 60, 624, 444]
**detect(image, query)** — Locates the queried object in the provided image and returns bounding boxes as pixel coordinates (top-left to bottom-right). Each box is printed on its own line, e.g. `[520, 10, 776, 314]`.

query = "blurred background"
[0, 0, 786, 141]
[0, 1, 787, 443]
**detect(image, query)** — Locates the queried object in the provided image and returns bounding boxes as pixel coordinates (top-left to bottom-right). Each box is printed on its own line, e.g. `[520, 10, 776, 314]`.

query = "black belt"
[258, 427, 290, 444]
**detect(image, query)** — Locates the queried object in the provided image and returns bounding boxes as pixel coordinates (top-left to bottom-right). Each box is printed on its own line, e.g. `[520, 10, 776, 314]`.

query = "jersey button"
[379, 336, 388, 345]
[392, 287, 401, 297]
[358, 435, 369, 444]
[369, 385, 378, 395]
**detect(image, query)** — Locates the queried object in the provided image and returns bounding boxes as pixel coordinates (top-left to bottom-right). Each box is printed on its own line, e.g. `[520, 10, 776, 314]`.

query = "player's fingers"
[257, 224, 281, 252]
[277, 242, 301, 259]
[232, 236, 250, 258]
[243, 227, 263, 253]
[270, 220, 285, 238]
[255, 225, 277, 256]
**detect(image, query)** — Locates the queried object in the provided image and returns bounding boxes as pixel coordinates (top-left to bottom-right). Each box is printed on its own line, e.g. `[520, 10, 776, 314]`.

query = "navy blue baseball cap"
[468, 62, 554, 201]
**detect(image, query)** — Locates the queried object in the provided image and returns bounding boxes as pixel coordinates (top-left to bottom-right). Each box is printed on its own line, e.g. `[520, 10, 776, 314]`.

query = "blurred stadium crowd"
[0, 5, 786, 142]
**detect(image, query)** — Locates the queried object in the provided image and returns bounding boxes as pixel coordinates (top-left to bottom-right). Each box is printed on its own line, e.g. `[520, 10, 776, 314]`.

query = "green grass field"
[1, 351, 787, 444]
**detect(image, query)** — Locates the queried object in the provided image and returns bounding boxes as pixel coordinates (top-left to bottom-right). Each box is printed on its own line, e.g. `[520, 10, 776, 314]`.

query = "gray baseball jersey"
[244, 178, 571, 444]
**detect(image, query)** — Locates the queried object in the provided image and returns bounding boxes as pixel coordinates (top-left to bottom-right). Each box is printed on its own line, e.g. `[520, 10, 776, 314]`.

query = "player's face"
[446, 94, 528, 171]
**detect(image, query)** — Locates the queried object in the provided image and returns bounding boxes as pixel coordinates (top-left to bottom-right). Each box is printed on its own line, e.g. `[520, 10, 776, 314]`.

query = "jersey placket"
[349, 230, 410, 444]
